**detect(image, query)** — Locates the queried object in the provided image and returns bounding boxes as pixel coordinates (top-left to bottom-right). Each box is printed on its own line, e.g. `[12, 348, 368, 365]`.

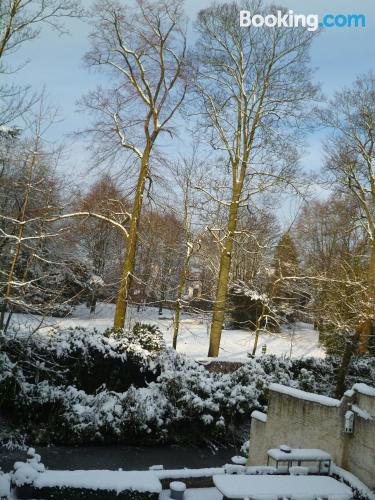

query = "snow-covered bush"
[105, 322, 165, 359]
[1, 326, 374, 446]
[1, 323, 164, 394]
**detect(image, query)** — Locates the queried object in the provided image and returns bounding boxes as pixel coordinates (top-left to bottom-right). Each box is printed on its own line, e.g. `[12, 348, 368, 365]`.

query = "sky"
[8, 0, 375, 191]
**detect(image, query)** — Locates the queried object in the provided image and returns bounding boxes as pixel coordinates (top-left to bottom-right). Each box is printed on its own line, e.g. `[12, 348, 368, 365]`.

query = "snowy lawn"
[10, 303, 325, 361]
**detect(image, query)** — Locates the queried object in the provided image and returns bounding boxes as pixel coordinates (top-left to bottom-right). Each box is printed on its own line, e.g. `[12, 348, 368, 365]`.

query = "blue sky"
[8, 0, 375, 186]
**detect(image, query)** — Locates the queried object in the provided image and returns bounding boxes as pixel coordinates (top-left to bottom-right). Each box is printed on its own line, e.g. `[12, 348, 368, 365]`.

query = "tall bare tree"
[82, 0, 187, 330]
[192, 0, 318, 356]
[319, 74, 375, 390]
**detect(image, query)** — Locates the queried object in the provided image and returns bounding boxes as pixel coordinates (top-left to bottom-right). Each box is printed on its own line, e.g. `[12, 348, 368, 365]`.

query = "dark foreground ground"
[0, 444, 237, 473]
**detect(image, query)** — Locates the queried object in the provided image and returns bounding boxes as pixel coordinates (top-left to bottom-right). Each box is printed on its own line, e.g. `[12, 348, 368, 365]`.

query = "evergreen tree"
[272, 232, 302, 322]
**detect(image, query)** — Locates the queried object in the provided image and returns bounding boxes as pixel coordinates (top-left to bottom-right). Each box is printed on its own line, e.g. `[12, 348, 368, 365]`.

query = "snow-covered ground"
[160, 488, 221, 500]
[10, 303, 325, 361]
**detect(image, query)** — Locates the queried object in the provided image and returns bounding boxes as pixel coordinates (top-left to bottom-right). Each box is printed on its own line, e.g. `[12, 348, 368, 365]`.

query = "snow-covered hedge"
[0, 325, 374, 446]
[0, 323, 165, 394]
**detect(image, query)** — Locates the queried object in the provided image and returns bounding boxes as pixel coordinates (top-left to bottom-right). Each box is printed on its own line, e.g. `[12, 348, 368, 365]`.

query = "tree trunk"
[208, 190, 240, 357]
[335, 331, 359, 398]
[252, 304, 265, 356]
[172, 243, 193, 349]
[90, 293, 97, 314]
[113, 150, 149, 330]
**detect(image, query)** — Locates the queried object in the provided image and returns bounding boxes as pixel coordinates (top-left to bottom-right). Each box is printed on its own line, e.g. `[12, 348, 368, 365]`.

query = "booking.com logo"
[240, 10, 366, 31]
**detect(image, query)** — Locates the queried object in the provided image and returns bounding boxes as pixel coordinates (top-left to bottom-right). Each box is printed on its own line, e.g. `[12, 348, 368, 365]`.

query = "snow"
[269, 383, 341, 407]
[351, 404, 373, 421]
[0, 473, 10, 498]
[289, 466, 309, 475]
[213, 474, 352, 499]
[353, 382, 375, 397]
[13, 451, 45, 487]
[231, 456, 247, 465]
[160, 487, 221, 500]
[251, 410, 267, 423]
[33, 470, 162, 493]
[155, 468, 223, 479]
[267, 448, 331, 462]
[169, 481, 186, 491]
[244, 466, 277, 474]
[331, 464, 375, 500]
[10, 304, 325, 361]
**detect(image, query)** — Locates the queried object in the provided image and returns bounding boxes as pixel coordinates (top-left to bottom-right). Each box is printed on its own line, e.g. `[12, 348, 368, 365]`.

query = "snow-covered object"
[160, 487, 220, 499]
[12, 449, 45, 487]
[251, 410, 267, 423]
[269, 383, 341, 407]
[231, 456, 247, 465]
[332, 464, 375, 500]
[33, 470, 162, 494]
[244, 466, 277, 475]
[0, 472, 10, 498]
[279, 444, 291, 453]
[149, 465, 164, 471]
[156, 468, 223, 480]
[13, 462, 39, 486]
[351, 404, 373, 421]
[344, 410, 354, 433]
[267, 448, 331, 462]
[170, 481, 186, 500]
[352, 383, 375, 397]
[170, 481, 186, 491]
[213, 474, 352, 500]
[224, 464, 246, 475]
[289, 466, 308, 475]
[3, 315, 374, 446]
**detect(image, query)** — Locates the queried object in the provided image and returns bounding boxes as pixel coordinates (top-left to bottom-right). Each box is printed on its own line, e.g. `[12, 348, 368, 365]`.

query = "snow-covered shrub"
[1, 326, 375, 446]
[1, 324, 165, 395]
[105, 323, 165, 360]
[297, 368, 317, 392]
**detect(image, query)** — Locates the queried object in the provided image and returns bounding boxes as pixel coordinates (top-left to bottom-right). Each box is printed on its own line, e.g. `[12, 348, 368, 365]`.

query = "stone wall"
[344, 389, 375, 488]
[247, 384, 375, 489]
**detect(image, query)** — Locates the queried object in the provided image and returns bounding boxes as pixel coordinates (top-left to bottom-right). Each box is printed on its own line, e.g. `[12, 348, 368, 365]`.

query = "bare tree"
[0, 0, 83, 126]
[69, 175, 130, 311]
[192, 0, 318, 356]
[170, 156, 203, 349]
[81, 0, 187, 330]
[321, 73, 375, 356]
[294, 194, 370, 396]
[0, 101, 66, 329]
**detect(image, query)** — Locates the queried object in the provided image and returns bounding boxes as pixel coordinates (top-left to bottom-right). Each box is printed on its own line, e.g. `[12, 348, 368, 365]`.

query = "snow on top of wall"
[251, 410, 267, 423]
[269, 383, 341, 407]
[351, 404, 373, 421]
[34, 470, 162, 493]
[353, 383, 375, 397]
[331, 464, 375, 500]
[155, 468, 224, 479]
